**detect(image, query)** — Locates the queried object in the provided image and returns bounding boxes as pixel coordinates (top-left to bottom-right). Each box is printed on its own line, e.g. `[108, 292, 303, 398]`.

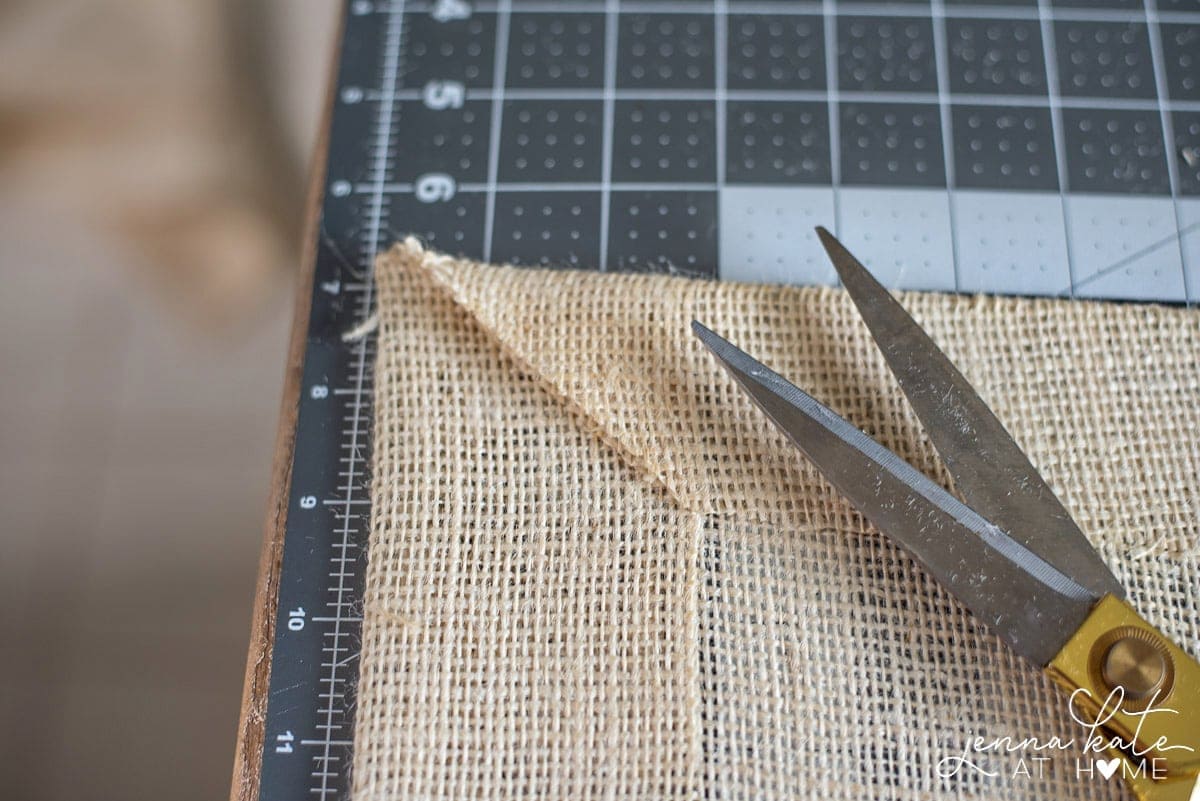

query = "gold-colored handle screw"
[1103, 635, 1169, 701]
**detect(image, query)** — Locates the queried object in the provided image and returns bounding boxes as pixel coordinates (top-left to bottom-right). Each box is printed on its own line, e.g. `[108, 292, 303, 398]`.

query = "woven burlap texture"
[356, 238, 1199, 801]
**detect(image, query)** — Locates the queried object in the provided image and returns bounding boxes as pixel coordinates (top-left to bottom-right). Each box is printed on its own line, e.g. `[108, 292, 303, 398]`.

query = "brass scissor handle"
[1048, 595, 1200, 801]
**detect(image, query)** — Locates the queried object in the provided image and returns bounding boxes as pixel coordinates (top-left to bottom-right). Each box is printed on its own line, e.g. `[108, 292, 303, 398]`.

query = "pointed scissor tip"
[691, 320, 744, 365]
[814, 225, 875, 290]
[690, 319, 722, 352]
[814, 225, 845, 255]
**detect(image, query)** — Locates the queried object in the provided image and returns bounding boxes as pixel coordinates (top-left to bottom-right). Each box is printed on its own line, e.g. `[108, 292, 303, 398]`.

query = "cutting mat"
[249, 2, 1200, 800]
[335, 0, 1200, 300]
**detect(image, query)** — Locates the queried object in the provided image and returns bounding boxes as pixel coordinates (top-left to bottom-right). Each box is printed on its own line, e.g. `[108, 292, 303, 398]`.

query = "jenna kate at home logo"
[936, 687, 1195, 783]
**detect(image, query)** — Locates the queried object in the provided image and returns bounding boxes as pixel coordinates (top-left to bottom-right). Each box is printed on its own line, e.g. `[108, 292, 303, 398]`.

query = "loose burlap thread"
[355, 239, 1200, 800]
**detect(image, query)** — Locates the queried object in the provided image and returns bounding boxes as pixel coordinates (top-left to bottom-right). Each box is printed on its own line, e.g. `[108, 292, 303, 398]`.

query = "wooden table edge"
[229, 16, 345, 800]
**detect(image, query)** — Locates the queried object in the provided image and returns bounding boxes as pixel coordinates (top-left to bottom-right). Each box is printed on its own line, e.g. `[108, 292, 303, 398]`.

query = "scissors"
[693, 228, 1199, 801]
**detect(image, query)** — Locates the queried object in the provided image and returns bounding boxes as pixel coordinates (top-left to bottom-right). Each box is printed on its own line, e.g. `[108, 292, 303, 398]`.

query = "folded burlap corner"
[355, 239, 1199, 800]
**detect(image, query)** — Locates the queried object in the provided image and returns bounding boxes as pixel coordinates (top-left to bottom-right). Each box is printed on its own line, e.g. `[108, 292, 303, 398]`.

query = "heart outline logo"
[1096, 758, 1121, 780]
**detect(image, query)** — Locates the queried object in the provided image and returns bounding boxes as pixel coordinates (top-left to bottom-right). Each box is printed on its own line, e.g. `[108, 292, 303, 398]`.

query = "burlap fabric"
[355, 238, 1199, 800]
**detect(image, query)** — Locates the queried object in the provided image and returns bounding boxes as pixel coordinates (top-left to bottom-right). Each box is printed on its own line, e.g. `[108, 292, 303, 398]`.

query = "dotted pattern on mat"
[1159, 24, 1200, 101]
[952, 105, 1058, 191]
[498, 101, 603, 183]
[1061, 108, 1170, 195]
[343, 6, 1200, 301]
[506, 13, 605, 88]
[399, 13, 495, 88]
[388, 194, 486, 256]
[491, 192, 602, 268]
[613, 101, 716, 183]
[1174, 112, 1200, 195]
[606, 191, 717, 275]
[726, 102, 831, 185]
[1053, 21, 1156, 99]
[837, 15, 938, 93]
[726, 14, 825, 90]
[394, 101, 491, 183]
[945, 17, 1047, 95]
[839, 102, 946, 187]
[617, 14, 714, 89]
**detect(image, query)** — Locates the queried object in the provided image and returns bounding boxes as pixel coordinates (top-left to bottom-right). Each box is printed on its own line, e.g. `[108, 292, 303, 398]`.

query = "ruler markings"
[322, 2, 401, 798]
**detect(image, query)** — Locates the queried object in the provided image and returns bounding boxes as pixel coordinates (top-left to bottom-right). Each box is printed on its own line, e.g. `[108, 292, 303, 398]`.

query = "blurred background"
[0, 2, 341, 798]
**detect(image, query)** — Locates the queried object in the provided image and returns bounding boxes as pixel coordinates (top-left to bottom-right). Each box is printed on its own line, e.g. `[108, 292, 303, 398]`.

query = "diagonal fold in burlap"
[354, 238, 1199, 800]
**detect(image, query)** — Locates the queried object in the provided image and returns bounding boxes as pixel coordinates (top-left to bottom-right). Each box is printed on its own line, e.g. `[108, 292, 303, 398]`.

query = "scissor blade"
[693, 321, 1100, 666]
[815, 227, 1123, 600]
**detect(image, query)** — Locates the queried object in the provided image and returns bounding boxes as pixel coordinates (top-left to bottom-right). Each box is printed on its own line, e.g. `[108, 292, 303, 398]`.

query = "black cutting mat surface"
[326, 0, 1200, 300]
